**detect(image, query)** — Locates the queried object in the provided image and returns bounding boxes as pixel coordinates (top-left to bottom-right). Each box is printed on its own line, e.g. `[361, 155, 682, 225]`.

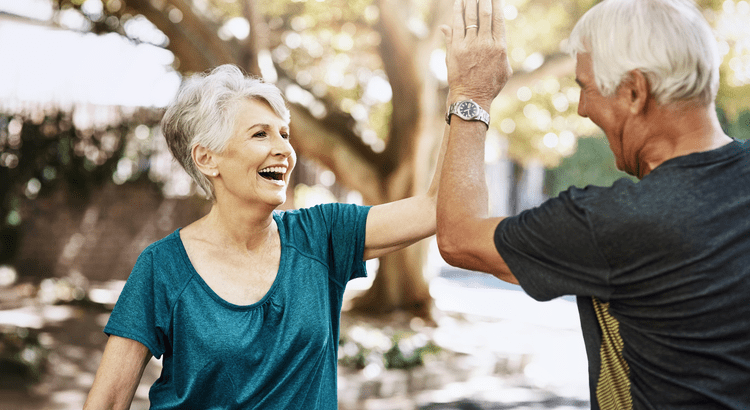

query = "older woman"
[83, 64, 447, 409]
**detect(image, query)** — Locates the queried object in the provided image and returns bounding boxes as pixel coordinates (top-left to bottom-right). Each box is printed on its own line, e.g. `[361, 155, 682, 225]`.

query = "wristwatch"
[445, 99, 490, 128]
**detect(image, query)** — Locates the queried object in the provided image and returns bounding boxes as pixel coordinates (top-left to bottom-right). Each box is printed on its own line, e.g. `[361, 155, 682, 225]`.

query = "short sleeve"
[494, 188, 614, 301]
[324, 203, 371, 286]
[104, 247, 170, 358]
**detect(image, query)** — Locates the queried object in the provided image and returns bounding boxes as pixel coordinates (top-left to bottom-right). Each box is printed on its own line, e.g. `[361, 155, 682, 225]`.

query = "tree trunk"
[345, 0, 452, 319]
[350, 243, 432, 319]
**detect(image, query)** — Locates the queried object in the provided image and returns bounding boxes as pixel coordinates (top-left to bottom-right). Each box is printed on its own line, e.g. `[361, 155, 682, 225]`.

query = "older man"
[437, 0, 750, 408]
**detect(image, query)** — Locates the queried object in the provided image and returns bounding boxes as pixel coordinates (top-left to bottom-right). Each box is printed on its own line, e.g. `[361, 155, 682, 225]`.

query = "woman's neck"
[201, 199, 277, 252]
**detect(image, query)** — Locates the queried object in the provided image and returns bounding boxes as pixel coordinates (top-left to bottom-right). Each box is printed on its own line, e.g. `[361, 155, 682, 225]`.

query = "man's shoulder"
[562, 178, 642, 213]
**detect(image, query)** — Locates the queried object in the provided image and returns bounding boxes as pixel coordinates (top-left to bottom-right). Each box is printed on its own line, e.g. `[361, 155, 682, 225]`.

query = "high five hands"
[441, 0, 512, 109]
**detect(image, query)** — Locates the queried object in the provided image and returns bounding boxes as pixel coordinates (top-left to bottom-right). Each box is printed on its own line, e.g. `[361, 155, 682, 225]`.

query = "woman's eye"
[281, 133, 290, 140]
[253, 131, 267, 138]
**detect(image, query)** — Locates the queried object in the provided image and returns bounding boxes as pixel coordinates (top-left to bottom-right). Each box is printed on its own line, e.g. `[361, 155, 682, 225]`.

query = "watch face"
[458, 101, 477, 119]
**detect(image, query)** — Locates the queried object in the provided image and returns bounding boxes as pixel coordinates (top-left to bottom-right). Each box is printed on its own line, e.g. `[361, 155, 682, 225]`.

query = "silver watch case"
[445, 99, 490, 128]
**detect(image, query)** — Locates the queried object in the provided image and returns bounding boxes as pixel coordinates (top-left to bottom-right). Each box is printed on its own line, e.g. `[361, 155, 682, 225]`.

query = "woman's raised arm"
[362, 118, 450, 261]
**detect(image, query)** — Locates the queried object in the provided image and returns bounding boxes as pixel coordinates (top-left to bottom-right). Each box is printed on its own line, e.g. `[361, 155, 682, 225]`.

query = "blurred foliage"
[495, 76, 599, 167]
[0, 112, 122, 262]
[0, 111, 164, 263]
[719, 107, 750, 140]
[339, 323, 442, 371]
[258, 0, 415, 147]
[383, 333, 441, 370]
[709, 0, 750, 117]
[0, 326, 48, 385]
[545, 136, 635, 197]
[257, 0, 605, 165]
[505, 0, 596, 56]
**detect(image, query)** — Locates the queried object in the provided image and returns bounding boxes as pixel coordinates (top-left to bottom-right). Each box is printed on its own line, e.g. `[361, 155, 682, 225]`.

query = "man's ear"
[192, 144, 218, 177]
[625, 69, 650, 115]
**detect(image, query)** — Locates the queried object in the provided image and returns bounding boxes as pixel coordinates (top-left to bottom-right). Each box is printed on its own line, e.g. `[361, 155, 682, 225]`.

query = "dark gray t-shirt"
[495, 140, 750, 409]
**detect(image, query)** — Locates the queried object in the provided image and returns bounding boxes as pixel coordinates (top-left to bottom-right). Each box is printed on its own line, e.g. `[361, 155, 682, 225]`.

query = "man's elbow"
[436, 223, 468, 268]
[438, 249, 468, 270]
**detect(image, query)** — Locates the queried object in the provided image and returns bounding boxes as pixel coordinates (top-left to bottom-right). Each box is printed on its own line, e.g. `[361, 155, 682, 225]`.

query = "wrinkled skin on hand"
[441, 0, 512, 108]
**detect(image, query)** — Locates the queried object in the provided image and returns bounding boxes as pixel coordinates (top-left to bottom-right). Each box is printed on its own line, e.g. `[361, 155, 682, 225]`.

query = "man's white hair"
[161, 65, 290, 200]
[567, 0, 721, 106]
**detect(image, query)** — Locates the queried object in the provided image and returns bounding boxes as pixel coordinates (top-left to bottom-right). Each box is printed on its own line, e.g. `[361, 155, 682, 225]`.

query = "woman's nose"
[272, 134, 293, 157]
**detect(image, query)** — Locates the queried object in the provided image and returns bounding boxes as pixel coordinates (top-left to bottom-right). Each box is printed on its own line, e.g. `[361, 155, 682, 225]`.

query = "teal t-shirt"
[104, 203, 371, 409]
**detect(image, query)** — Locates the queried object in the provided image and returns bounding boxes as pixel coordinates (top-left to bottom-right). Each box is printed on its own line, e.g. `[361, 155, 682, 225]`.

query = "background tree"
[47, 0, 457, 318]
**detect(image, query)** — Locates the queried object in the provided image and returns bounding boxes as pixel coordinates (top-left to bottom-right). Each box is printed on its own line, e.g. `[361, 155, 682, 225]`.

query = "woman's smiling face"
[214, 98, 296, 207]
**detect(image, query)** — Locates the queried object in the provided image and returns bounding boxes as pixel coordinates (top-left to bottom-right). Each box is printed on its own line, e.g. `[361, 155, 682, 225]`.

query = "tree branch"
[502, 53, 576, 98]
[374, 0, 426, 174]
[240, 0, 265, 76]
[286, 101, 386, 204]
[124, 0, 237, 72]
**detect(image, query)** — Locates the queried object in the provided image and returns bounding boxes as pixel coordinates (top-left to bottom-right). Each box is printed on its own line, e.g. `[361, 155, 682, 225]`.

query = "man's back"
[495, 139, 750, 409]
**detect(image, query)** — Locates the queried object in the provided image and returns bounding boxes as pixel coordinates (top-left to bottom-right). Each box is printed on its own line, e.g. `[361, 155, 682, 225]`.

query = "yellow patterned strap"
[592, 297, 633, 410]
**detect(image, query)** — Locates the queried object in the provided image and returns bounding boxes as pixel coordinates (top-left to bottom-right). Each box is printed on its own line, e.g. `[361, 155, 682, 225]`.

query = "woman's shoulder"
[274, 203, 366, 242]
[140, 229, 184, 257]
[131, 229, 193, 286]
[276, 203, 368, 222]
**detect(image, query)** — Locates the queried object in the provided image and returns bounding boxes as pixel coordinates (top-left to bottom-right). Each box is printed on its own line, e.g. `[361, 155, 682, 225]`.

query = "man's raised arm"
[436, 0, 517, 284]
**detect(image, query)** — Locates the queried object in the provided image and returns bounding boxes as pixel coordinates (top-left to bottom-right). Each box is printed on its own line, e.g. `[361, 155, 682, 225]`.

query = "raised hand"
[442, 0, 512, 108]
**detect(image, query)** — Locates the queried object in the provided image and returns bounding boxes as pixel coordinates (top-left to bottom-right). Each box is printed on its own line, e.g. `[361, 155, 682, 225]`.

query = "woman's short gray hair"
[567, 0, 720, 106]
[161, 64, 290, 200]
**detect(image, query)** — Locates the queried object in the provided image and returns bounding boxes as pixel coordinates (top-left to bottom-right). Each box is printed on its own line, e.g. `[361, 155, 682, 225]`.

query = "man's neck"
[636, 103, 731, 178]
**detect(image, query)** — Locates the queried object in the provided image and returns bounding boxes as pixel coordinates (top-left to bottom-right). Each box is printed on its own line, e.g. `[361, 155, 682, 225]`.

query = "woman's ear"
[192, 145, 219, 177]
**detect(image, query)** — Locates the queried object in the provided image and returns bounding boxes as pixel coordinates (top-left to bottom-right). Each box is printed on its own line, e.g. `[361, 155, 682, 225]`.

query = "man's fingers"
[478, 0, 492, 37]
[440, 24, 452, 48]
[464, 0, 479, 36]
[452, 0, 465, 36]
[491, 0, 507, 43]
[440, 24, 452, 39]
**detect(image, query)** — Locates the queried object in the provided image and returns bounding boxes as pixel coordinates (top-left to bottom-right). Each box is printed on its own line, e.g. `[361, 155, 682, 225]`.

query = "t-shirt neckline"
[654, 139, 746, 171]
[173, 212, 287, 310]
